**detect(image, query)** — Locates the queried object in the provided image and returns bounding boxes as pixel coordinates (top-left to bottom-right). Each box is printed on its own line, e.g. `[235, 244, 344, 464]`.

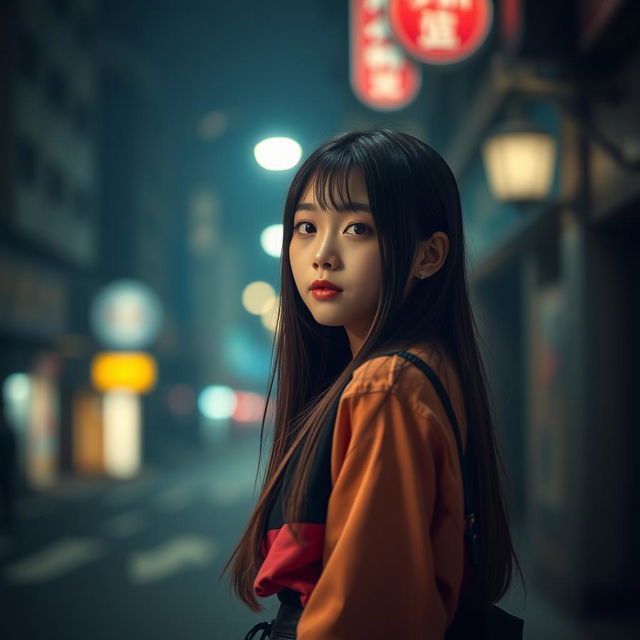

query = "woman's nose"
[313, 235, 339, 269]
[313, 254, 337, 269]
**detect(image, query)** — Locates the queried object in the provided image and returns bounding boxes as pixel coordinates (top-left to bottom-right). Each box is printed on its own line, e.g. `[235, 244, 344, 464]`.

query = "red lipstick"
[310, 279, 342, 291]
[310, 279, 342, 300]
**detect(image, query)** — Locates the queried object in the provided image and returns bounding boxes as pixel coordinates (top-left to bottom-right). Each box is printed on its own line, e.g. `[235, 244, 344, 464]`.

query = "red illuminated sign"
[350, 0, 422, 111]
[387, 0, 493, 65]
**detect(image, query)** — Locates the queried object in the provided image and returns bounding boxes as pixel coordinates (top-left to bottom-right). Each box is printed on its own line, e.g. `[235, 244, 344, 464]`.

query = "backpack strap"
[326, 349, 481, 567]
[379, 350, 481, 567]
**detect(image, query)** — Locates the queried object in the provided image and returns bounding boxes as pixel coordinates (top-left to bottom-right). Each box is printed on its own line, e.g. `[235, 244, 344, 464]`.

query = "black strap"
[328, 349, 481, 567]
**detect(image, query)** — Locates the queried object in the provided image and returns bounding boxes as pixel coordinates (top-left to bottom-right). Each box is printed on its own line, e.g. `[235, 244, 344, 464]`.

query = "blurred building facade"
[96, 32, 185, 460]
[0, 0, 185, 490]
[0, 0, 100, 489]
[404, 0, 640, 621]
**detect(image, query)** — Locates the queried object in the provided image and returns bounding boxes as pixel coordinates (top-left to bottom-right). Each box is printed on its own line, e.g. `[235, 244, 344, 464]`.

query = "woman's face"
[288, 170, 382, 355]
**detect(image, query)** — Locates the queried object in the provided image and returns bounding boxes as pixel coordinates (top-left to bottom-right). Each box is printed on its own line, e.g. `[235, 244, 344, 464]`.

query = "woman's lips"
[311, 288, 342, 300]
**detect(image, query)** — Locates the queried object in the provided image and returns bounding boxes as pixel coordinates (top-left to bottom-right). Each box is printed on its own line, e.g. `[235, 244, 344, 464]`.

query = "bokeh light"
[91, 352, 158, 394]
[241, 281, 276, 315]
[197, 385, 237, 420]
[253, 137, 302, 171]
[3, 372, 31, 404]
[232, 390, 266, 425]
[260, 295, 280, 333]
[260, 224, 284, 258]
[90, 279, 164, 350]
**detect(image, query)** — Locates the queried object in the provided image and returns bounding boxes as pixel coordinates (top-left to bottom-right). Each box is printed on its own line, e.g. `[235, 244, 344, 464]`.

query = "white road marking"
[152, 485, 195, 513]
[103, 511, 147, 538]
[3, 538, 105, 584]
[128, 535, 217, 584]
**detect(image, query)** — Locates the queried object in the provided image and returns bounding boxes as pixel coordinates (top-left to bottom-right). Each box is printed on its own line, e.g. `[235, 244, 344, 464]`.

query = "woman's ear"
[412, 232, 449, 279]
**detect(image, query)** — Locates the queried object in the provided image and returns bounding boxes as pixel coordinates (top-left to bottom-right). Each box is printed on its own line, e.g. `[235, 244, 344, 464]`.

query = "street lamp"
[482, 116, 557, 204]
[254, 137, 302, 171]
[479, 59, 640, 206]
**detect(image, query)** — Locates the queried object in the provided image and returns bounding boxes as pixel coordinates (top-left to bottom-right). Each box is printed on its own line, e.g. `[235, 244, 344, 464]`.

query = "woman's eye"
[346, 222, 371, 236]
[293, 221, 315, 235]
[292, 221, 372, 236]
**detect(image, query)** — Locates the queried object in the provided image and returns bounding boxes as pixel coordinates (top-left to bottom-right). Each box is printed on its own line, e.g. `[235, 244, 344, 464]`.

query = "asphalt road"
[0, 429, 278, 640]
[3, 428, 639, 640]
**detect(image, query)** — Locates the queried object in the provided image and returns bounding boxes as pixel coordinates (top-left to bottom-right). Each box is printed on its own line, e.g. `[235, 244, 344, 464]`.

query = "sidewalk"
[501, 524, 640, 640]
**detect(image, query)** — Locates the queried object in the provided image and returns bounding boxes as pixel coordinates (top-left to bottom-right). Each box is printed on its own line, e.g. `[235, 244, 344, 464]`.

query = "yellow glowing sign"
[91, 352, 157, 393]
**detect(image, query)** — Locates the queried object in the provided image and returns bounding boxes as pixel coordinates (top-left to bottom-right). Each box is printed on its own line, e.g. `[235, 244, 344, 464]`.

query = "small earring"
[418, 269, 427, 279]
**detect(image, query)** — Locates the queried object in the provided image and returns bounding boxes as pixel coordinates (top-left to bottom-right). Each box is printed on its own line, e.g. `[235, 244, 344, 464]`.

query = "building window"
[16, 29, 41, 82]
[17, 137, 38, 186]
[44, 164, 65, 204]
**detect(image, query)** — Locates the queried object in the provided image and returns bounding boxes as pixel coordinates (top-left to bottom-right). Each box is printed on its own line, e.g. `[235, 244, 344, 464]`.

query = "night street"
[0, 431, 278, 640]
[3, 425, 640, 639]
[2, 1, 640, 638]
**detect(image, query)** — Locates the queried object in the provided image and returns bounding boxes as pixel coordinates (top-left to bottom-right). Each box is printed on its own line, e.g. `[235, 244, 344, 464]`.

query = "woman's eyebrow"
[295, 202, 372, 213]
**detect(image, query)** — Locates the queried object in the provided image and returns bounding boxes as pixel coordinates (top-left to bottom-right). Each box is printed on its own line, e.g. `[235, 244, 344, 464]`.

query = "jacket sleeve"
[296, 388, 465, 640]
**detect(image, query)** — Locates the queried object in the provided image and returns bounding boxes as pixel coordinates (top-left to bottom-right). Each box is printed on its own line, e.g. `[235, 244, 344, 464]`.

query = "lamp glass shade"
[482, 130, 556, 202]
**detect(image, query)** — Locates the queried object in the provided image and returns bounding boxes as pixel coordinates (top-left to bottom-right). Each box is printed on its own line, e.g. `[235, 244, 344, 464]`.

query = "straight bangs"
[288, 146, 379, 220]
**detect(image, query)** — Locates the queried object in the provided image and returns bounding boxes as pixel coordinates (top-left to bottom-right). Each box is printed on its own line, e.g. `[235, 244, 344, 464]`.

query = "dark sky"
[100, 0, 430, 336]
[103, 0, 352, 136]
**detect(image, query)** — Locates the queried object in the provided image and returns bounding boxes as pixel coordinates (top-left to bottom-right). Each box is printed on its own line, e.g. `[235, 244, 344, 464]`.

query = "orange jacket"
[255, 345, 473, 639]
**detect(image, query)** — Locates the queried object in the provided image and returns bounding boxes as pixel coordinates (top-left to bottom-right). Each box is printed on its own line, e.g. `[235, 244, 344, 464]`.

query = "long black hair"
[221, 129, 525, 612]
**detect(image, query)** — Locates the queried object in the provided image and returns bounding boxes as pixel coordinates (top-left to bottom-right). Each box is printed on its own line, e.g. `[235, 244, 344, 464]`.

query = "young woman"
[222, 129, 525, 639]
